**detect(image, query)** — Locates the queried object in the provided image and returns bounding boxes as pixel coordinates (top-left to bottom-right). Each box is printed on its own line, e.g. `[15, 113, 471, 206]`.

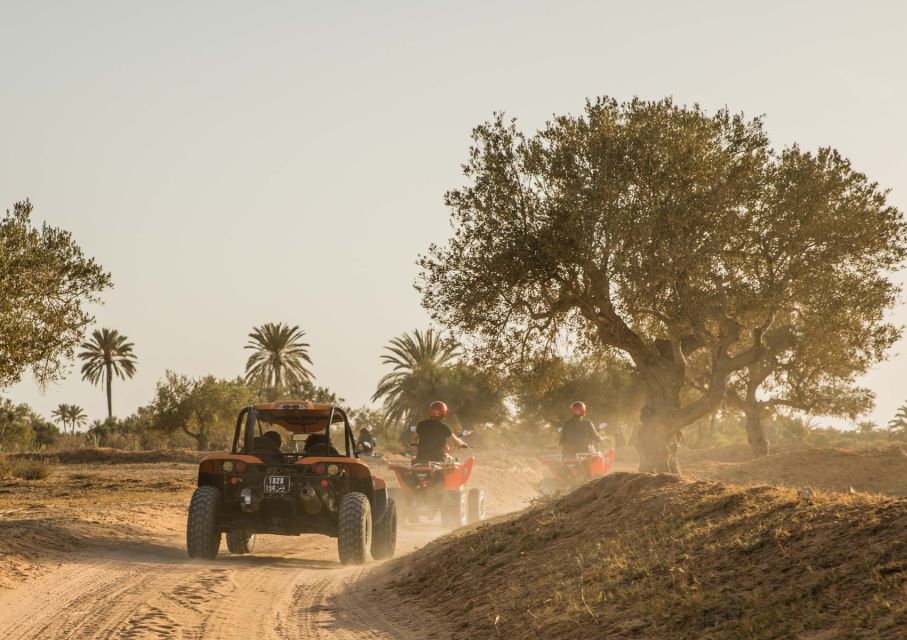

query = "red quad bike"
[387, 436, 486, 529]
[538, 448, 616, 495]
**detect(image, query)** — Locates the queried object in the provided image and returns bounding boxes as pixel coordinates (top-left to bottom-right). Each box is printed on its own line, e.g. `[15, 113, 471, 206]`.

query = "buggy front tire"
[187, 486, 222, 559]
[226, 530, 256, 554]
[371, 498, 397, 560]
[338, 492, 372, 565]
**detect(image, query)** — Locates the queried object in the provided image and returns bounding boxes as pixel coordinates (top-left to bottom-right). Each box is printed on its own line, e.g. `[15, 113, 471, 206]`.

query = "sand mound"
[678, 442, 811, 464]
[382, 472, 907, 639]
[11, 448, 206, 465]
[689, 446, 907, 497]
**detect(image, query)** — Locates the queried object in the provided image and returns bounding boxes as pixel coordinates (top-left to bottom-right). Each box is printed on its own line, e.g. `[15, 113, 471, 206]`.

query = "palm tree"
[244, 323, 314, 396]
[79, 328, 138, 418]
[50, 404, 88, 433]
[888, 404, 907, 437]
[372, 328, 459, 425]
[50, 404, 69, 432]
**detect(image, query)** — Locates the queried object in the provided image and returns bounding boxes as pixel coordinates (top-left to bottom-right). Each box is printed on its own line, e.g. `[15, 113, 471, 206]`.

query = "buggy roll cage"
[230, 405, 358, 458]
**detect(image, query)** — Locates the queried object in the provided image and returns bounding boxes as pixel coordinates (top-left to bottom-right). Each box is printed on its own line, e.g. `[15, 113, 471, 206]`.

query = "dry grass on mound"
[385, 473, 907, 639]
[690, 446, 907, 497]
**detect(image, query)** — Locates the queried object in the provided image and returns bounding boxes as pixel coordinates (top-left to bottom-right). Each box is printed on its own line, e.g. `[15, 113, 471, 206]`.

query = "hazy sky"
[3, 1, 907, 428]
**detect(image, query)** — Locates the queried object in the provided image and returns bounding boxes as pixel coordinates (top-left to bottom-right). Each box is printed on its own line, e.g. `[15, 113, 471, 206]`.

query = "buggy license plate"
[264, 475, 290, 493]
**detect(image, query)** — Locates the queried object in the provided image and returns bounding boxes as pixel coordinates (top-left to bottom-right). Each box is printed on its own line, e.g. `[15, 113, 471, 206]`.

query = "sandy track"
[0, 502, 443, 640]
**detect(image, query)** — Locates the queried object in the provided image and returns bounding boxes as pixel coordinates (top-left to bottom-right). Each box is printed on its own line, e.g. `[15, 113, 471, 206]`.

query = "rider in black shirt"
[412, 401, 469, 462]
[559, 401, 600, 457]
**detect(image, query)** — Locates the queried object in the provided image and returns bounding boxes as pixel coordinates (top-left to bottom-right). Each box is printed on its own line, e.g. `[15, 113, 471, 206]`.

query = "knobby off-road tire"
[338, 492, 372, 565]
[467, 488, 486, 524]
[226, 530, 256, 554]
[371, 498, 397, 560]
[441, 490, 467, 530]
[187, 486, 223, 559]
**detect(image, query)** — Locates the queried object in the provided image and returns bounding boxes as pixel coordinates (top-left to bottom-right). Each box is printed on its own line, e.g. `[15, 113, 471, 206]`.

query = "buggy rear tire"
[467, 488, 486, 524]
[338, 492, 372, 565]
[226, 530, 256, 554]
[371, 498, 397, 560]
[441, 490, 467, 529]
[187, 486, 222, 559]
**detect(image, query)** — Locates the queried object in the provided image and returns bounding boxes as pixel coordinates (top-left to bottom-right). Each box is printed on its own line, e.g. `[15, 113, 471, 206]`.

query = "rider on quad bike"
[411, 401, 469, 462]
[357, 427, 378, 455]
[559, 401, 601, 457]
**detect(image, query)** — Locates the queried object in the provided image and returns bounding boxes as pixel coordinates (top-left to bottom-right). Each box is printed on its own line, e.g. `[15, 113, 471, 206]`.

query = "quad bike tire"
[441, 490, 467, 529]
[187, 486, 222, 559]
[538, 478, 563, 496]
[338, 492, 372, 565]
[371, 498, 397, 560]
[387, 488, 408, 525]
[226, 530, 256, 554]
[467, 487, 486, 524]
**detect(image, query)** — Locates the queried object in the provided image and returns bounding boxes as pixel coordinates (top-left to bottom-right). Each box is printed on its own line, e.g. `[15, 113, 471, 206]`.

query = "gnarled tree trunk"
[743, 402, 769, 458]
[636, 403, 681, 474]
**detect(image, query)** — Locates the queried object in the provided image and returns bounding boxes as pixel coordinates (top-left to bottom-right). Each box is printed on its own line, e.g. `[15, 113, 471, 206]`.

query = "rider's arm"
[449, 433, 468, 448]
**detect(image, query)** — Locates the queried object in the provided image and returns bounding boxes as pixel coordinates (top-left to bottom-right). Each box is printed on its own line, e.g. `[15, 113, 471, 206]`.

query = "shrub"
[10, 458, 55, 480]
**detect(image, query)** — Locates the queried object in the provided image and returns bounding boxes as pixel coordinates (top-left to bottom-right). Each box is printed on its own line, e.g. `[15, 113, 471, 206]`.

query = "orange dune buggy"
[387, 455, 485, 529]
[186, 401, 396, 565]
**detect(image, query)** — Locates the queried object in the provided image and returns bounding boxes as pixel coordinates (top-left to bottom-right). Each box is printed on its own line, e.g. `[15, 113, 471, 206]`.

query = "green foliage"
[372, 329, 505, 429]
[512, 353, 641, 436]
[0, 399, 36, 451]
[765, 414, 814, 444]
[887, 403, 907, 437]
[50, 403, 87, 434]
[683, 411, 747, 450]
[271, 378, 343, 405]
[78, 327, 138, 418]
[418, 96, 906, 470]
[0, 200, 112, 388]
[244, 323, 314, 391]
[30, 414, 60, 449]
[0, 399, 60, 453]
[349, 406, 397, 447]
[858, 420, 878, 434]
[149, 372, 257, 450]
[372, 328, 458, 424]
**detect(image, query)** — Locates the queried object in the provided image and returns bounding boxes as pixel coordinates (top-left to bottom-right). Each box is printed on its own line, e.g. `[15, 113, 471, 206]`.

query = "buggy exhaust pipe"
[300, 483, 321, 514]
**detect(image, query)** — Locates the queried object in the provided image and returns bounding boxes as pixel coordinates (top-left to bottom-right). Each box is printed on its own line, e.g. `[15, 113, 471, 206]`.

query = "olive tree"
[725, 283, 892, 456]
[149, 373, 256, 450]
[0, 200, 111, 387]
[511, 354, 643, 444]
[419, 97, 905, 472]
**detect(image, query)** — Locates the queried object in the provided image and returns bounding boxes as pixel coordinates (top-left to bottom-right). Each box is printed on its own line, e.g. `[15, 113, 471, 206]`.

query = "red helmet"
[429, 401, 448, 419]
[570, 401, 587, 416]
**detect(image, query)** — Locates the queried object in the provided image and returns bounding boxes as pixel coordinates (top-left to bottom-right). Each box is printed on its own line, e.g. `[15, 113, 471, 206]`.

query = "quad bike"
[387, 436, 485, 529]
[537, 448, 615, 495]
[186, 401, 396, 565]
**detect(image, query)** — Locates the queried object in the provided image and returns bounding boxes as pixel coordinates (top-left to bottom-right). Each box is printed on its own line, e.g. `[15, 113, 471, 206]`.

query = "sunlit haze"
[3, 1, 906, 427]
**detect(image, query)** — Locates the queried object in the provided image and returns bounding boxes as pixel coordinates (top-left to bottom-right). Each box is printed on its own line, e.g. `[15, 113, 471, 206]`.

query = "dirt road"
[0, 458, 476, 640]
[0, 500, 448, 640]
